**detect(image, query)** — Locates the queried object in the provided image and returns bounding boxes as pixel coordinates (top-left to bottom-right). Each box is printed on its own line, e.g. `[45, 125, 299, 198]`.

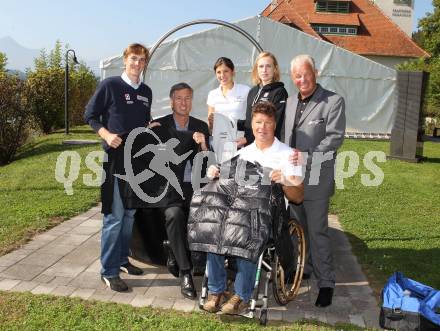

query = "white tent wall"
[100, 15, 397, 134]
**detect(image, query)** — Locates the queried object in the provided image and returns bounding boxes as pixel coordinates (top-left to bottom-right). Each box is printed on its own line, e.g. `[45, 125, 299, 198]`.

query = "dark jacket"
[187, 156, 296, 272]
[117, 114, 209, 209]
[243, 82, 288, 145]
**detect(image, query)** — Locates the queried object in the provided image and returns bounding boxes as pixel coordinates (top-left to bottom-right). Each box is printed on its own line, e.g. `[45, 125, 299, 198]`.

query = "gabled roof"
[261, 0, 429, 58]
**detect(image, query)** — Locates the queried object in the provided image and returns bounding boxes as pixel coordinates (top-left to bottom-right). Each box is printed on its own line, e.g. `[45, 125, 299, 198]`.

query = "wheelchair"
[198, 218, 306, 326]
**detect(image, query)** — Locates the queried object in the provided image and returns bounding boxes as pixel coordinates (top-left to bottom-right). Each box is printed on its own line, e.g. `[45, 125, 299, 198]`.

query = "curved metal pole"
[144, 19, 264, 80]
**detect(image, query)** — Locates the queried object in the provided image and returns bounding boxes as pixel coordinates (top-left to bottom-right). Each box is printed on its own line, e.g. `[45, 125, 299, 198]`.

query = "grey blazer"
[282, 84, 346, 200]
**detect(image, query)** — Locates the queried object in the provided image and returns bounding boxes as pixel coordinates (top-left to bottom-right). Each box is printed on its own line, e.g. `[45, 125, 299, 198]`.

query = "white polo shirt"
[207, 83, 250, 121]
[236, 138, 302, 177]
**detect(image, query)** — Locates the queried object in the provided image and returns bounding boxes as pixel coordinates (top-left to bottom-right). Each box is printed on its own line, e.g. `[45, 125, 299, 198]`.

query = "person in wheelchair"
[188, 101, 304, 315]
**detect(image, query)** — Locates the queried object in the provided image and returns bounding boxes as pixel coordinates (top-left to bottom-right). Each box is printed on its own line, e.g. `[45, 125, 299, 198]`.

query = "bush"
[70, 64, 98, 126]
[0, 74, 31, 165]
[25, 68, 65, 134]
[25, 41, 98, 133]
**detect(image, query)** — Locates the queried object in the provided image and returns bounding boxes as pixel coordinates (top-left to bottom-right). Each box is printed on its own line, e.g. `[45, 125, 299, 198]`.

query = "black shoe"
[101, 276, 129, 292]
[180, 272, 197, 299]
[315, 287, 334, 307]
[163, 240, 179, 278]
[120, 261, 143, 275]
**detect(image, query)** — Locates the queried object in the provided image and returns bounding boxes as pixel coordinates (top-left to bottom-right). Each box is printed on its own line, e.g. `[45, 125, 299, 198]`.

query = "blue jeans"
[207, 253, 257, 302]
[101, 179, 136, 278]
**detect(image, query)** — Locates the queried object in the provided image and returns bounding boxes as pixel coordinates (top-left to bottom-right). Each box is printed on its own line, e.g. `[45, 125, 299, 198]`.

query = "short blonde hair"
[251, 52, 280, 85]
[123, 43, 149, 60]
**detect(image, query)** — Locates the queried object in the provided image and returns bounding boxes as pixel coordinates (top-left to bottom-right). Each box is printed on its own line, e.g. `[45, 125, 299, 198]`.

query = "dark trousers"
[141, 205, 191, 272]
[289, 198, 335, 288]
[162, 205, 191, 272]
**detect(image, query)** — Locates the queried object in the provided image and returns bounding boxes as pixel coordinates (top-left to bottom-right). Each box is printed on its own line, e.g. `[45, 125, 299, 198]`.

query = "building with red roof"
[261, 0, 429, 68]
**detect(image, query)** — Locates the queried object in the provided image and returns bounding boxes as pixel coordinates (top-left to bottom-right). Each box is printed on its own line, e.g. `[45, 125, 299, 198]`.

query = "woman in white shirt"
[206, 57, 250, 133]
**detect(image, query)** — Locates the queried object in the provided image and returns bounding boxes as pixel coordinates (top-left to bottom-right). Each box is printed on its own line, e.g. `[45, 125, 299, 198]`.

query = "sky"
[0, 0, 435, 63]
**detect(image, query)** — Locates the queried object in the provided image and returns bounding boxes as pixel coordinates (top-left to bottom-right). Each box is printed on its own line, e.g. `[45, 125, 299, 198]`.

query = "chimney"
[271, 0, 278, 10]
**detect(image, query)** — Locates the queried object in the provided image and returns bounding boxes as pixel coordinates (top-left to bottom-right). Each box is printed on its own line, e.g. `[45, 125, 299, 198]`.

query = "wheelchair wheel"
[272, 218, 306, 305]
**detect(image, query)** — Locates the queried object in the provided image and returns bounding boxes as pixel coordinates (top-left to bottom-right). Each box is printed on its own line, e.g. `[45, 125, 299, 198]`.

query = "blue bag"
[380, 272, 440, 330]
[420, 290, 440, 330]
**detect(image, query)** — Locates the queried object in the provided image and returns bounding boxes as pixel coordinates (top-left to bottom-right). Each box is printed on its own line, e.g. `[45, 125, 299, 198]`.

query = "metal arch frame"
[143, 19, 264, 80]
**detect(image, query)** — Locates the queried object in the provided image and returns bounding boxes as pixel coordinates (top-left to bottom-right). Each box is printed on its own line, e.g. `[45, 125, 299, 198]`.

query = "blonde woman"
[239, 52, 288, 147]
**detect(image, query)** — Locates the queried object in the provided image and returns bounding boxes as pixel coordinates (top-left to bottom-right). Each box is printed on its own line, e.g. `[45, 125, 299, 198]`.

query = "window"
[394, 0, 411, 5]
[311, 24, 358, 35]
[316, 1, 350, 13]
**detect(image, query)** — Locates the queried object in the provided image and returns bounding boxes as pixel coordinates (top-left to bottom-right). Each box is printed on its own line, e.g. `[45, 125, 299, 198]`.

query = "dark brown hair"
[251, 101, 276, 121]
[213, 57, 235, 72]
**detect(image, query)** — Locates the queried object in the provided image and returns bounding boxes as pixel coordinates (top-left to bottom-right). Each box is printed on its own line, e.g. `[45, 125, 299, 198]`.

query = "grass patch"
[0, 126, 102, 254]
[1, 128, 439, 330]
[0, 291, 367, 331]
[331, 139, 440, 293]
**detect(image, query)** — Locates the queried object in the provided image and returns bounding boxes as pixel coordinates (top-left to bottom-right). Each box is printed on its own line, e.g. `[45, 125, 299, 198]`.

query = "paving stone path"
[0, 206, 380, 329]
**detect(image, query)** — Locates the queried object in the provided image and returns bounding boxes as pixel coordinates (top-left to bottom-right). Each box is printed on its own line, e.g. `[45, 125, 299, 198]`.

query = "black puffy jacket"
[188, 156, 295, 269]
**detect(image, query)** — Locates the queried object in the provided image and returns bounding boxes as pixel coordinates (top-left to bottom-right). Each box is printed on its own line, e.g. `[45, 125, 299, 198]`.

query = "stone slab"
[31, 284, 56, 295]
[70, 288, 95, 300]
[172, 298, 196, 312]
[130, 295, 154, 307]
[11, 280, 39, 292]
[0, 264, 46, 281]
[0, 279, 21, 290]
[51, 286, 77, 297]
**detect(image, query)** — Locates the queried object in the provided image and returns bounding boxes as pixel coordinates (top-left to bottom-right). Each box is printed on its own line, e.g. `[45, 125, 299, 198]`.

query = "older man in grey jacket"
[282, 54, 346, 307]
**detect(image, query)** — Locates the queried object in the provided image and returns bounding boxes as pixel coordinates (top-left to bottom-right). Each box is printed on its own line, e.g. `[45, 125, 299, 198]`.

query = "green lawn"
[0, 127, 439, 330]
[0, 127, 101, 255]
[332, 139, 440, 292]
[0, 292, 366, 331]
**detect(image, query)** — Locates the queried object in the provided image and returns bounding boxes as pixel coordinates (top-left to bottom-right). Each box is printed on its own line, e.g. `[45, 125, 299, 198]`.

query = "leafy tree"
[26, 41, 97, 133]
[0, 74, 31, 164]
[70, 62, 98, 126]
[399, 1, 440, 119]
[26, 67, 64, 133]
[34, 49, 48, 71]
[417, 0, 440, 58]
[0, 52, 7, 72]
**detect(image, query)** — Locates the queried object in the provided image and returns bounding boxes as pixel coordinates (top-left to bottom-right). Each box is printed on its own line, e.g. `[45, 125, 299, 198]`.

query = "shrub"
[0, 74, 31, 165]
[25, 68, 65, 134]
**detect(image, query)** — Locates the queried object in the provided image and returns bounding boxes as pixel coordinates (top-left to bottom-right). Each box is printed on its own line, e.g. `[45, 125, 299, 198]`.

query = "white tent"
[100, 15, 397, 134]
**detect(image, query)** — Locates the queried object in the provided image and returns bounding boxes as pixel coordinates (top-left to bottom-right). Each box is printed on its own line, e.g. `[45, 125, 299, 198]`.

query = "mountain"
[0, 36, 40, 71]
[0, 36, 101, 76]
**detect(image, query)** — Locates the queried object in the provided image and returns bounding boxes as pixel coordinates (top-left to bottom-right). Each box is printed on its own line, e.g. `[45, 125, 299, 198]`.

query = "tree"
[26, 41, 97, 133]
[417, 0, 440, 58]
[0, 74, 31, 164]
[400, 1, 440, 119]
[70, 62, 98, 126]
[26, 67, 65, 133]
[0, 52, 7, 72]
